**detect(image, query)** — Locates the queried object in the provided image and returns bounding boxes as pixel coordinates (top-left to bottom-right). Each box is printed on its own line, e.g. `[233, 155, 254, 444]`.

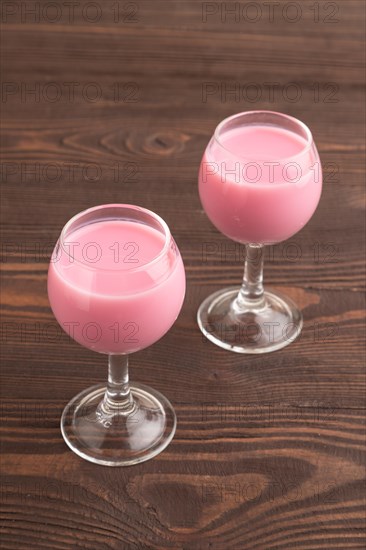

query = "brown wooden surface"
[1, 1, 365, 548]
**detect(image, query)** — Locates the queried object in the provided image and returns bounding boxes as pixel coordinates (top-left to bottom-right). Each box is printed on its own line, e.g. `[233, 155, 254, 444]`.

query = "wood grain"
[1, 0, 365, 548]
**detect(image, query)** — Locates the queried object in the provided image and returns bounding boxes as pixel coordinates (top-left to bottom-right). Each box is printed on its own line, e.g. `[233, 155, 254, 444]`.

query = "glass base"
[61, 383, 176, 466]
[197, 286, 303, 354]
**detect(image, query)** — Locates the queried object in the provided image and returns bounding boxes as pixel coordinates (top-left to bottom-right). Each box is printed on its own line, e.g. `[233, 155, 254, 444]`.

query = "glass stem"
[235, 244, 265, 310]
[100, 354, 135, 416]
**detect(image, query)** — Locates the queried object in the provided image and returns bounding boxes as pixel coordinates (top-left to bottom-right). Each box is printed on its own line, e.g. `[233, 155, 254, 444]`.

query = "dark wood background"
[1, 1, 365, 548]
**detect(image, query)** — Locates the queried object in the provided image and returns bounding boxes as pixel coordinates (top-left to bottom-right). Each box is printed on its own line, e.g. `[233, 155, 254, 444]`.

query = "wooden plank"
[1, 0, 365, 548]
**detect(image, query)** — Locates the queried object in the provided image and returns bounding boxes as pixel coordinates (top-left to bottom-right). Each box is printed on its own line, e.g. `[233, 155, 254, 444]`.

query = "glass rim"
[59, 203, 172, 273]
[213, 110, 314, 163]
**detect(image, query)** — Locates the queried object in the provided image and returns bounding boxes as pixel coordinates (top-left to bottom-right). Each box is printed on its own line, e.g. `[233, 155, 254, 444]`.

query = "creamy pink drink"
[48, 219, 185, 354]
[199, 124, 322, 244]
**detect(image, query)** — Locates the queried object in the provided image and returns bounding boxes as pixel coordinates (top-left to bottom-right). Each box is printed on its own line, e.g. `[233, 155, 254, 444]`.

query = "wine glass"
[48, 204, 185, 466]
[198, 111, 322, 353]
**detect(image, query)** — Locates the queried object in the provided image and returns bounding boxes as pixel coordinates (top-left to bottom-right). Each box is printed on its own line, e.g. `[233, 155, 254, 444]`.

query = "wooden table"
[1, 1, 365, 548]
